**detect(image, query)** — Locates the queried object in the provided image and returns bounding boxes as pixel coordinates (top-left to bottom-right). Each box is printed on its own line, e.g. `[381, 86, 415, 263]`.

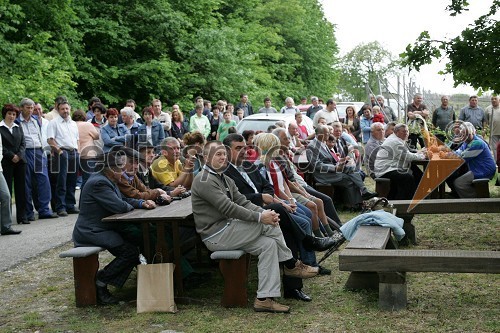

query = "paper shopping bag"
[137, 263, 177, 313]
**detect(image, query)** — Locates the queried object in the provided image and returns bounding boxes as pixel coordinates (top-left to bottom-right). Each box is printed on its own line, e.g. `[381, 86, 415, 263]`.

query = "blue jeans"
[51, 150, 79, 212]
[0, 172, 13, 232]
[288, 202, 317, 266]
[80, 158, 97, 190]
[25, 148, 53, 218]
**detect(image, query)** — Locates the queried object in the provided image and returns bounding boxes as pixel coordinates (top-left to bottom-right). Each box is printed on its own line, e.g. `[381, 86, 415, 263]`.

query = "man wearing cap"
[72, 150, 156, 305]
[17, 98, 57, 221]
[114, 147, 171, 203]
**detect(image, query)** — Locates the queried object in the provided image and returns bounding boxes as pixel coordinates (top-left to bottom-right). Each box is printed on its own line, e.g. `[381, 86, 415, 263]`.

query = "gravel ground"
[0, 191, 80, 272]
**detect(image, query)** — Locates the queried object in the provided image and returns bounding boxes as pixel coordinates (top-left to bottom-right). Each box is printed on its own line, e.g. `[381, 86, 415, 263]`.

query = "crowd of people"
[1, 92, 498, 313]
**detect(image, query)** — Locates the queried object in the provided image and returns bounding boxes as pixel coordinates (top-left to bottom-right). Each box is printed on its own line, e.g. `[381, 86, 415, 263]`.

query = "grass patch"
[0, 186, 499, 332]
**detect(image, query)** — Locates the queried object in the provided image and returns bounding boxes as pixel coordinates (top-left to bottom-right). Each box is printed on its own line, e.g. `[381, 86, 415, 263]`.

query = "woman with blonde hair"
[170, 109, 189, 143]
[254, 133, 320, 269]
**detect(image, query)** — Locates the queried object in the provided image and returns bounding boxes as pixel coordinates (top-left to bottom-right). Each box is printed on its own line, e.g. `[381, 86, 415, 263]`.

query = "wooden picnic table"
[102, 197, 194, 296]
[391, 198, 500, 245]
[412, 155, 464, 199]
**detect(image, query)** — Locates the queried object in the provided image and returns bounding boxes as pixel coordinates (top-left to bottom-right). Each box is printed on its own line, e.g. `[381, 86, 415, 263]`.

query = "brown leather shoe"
[253, 298, 290, 313]
[283, 260, 319, 279]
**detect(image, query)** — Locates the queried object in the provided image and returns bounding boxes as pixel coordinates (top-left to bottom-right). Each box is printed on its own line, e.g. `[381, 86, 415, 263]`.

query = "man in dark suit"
[72, 150, 156, 305]
[306, 125, 376, 209]
[222, 134, 342, 301]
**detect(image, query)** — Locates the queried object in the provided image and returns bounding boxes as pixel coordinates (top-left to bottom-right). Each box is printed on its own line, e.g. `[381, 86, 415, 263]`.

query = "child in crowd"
[372, 106, 385, 123]
[216, 110, 237, 142]
[233, 108, 244, 124]
[317, 117, 327, 126]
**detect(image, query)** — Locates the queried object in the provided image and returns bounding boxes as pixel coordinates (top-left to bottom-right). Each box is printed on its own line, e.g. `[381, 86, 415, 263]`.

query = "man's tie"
[237, 166, 258, 193]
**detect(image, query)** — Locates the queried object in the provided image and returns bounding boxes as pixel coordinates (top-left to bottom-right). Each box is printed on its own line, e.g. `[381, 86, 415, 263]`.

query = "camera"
[155, 196, 171, 206]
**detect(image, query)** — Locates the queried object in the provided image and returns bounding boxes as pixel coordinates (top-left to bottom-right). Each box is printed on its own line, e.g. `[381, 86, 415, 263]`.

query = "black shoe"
[362, 190, 378, 200]
[1, 228, 22, 235]
[17, 219, 30, 225]
[284, 289, 312, 302]
[318, 265, 331, 275]
[96, 285, 119, 305]
[28, 216, 35, 222]
[303, 235, 337, 252]
[67, 208, 80, 214]
[57, 210, 68, 217]
[39, 213, 59, 219]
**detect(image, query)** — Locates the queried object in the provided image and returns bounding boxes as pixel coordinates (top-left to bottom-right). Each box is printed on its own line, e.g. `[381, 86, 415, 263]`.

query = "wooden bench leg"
[73, 254, 99, 307]
[219, 254, 249, 307]
[378, 272, 407, 311]
[472, 179, 490, 198]
[398, 214, 416, 246]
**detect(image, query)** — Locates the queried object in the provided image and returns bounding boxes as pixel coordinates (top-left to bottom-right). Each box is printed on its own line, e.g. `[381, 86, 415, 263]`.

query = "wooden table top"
[102, 197, 193, 223]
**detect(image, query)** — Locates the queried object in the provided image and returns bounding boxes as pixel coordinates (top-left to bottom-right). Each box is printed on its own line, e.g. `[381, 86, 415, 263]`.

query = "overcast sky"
[321, 0, 497, 95]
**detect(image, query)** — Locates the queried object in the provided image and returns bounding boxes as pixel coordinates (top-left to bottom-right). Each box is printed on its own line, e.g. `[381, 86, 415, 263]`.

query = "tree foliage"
[337, 41, 399, 101]
[0, 0, 339, 111]
[401, 0, 499, 93]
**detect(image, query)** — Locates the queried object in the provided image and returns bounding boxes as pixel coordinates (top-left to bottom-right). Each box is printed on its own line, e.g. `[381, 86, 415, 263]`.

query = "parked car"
[235, 113, 314, 134]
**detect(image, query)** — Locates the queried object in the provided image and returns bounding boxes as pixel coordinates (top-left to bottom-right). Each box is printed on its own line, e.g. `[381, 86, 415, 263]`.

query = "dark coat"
[170, 120, 189, 140]
[0, 125, 26, 163]
[72, 171, 134, 248]
[223, 162, 274, 207]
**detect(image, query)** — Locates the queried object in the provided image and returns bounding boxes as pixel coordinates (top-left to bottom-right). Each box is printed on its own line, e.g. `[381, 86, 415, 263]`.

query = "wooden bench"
[59, 246, 105, 307]
[210, 250, 250, 307]
[375, 178, 491, 200]
[341, 226, 396, 290]
[392, 198, 500, 245]
[340, 248, 500, 311]
[339, 225, 500, 310]
[374, 178, 390, 198]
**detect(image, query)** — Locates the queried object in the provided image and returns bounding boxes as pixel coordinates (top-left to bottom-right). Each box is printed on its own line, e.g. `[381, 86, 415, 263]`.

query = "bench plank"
[392, 198, 500, 215]
[346, 226, 392, 250]
[339, 249, 500, 274]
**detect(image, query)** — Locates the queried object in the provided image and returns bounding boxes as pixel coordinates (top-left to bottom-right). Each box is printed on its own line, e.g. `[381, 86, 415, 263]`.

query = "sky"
[321, 0, 498, 96]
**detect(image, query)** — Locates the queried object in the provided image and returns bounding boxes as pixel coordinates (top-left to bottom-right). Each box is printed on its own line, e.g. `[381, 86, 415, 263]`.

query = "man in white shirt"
[312, 99, 339, 127]
[374, 123, 426, 200]
[47, 101, 80, 216]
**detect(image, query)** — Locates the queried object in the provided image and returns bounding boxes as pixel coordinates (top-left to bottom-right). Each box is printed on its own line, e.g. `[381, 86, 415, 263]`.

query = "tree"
[401, 0, 500, 93]
[337, 41, 399, 101]
[0, 0, 80, 106]
[1, 0, 340, 112]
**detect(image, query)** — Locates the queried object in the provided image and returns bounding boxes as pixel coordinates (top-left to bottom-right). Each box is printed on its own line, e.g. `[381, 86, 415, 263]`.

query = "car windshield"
[237, 118, 284, 133]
